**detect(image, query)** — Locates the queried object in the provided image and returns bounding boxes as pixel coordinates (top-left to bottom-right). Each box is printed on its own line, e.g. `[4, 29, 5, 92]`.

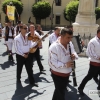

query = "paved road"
[0, 31, 99, 100]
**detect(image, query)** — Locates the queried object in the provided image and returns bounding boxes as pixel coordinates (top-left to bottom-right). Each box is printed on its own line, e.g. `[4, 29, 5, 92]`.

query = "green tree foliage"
[32, 1, 51, 19]
[64, 0, 79, 23]
[2, 0, 23, 22]
[95, 7, 100, 20]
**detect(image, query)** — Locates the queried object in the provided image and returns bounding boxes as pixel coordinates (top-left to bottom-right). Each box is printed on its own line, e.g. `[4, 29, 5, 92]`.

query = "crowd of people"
[0, 20, 46, 87]
[0, 20, 100, 100]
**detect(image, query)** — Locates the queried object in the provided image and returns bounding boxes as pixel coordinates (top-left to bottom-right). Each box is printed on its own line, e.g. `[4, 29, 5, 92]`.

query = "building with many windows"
[0, 0, 100, 29]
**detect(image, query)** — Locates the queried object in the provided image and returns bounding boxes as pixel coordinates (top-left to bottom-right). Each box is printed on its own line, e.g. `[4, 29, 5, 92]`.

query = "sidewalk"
[0, 31, 99, 100]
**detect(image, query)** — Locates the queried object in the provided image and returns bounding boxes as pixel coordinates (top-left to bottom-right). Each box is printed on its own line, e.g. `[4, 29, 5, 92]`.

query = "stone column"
[73, 0, 99, 36]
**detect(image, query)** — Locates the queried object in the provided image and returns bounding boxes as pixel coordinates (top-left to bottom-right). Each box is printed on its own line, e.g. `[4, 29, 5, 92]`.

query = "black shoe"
[78, 87, 85, 96]
[30, 83, 38, 87]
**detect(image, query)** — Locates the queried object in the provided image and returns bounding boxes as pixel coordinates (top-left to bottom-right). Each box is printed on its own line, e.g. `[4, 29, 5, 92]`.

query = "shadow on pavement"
[12, 83, 46, 100]
[65, 84, 92, 100]
[0, 61, 16, 70]
[24, 72, 51, 84]
[0, 51, 8, 56]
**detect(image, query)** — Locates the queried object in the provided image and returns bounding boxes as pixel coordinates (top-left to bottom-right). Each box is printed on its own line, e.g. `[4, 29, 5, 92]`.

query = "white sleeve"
[48, 45, 66, 69]
[14, 38, 24, 56]
[86, 42, 99, 60]
[49, 35, 55, 44]
[35, 31, 41, 38]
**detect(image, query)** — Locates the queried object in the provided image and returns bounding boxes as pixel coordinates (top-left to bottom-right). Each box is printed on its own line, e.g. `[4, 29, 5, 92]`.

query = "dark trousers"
[16, 54, 35, 84]
[30, 48, 44, 71]
[79, 64, 100, 90]
[51, 73, 69, 100]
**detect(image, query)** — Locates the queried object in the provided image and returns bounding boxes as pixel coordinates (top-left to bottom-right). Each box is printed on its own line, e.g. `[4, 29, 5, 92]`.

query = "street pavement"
[0, 31, 100, 100]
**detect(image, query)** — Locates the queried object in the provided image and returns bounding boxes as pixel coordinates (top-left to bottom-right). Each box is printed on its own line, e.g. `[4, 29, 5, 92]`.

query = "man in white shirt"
[78, 28, 100, 95]
[2, 20, 15, 61]
[48, 28, 78, 100]
[49, 27, 61, 46]
[14, 24, 38, 87]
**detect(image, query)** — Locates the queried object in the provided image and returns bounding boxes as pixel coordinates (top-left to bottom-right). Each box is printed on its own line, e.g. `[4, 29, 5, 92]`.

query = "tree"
[64, 0, 79, 24]
[95, 7, 100, 20]
[32, 1, 51, 20]
[2, 0, 23, 23]
[64, 0, 100, 24]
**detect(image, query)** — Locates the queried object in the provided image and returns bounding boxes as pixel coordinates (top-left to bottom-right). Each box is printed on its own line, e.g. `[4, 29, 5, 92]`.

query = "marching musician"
[28, 25, 46, 73]
[36, 24, 44, 36]
[14, 24, 38, 86]
[48, 28, 78, 100]
[2, 20, 14, 61]
[49, 27, 61, 46]
[14, 20, 23, 36]
[78, 28, 100, 95]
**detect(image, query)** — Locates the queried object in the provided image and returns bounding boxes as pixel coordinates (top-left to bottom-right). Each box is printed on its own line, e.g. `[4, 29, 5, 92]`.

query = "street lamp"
[50, 0, 57, 33]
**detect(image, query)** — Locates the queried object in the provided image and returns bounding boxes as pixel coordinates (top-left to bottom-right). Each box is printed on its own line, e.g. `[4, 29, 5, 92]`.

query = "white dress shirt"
[14, 33, 37, 56]
[48, 39, 78, 74]
[86, 36, 100, 63]
[49, 33, 58, 44]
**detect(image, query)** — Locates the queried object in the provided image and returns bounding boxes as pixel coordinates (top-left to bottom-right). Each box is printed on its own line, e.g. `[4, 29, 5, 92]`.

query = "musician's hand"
[70, 54, 75, 60]
[66, 61, 74, 68]
[23, 54, 28, 58]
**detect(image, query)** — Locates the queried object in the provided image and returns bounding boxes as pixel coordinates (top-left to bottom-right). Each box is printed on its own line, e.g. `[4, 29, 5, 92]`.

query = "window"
[55, 15, 60, 24]
[36, 18, 41, 24]
[55, 0, 61, 6]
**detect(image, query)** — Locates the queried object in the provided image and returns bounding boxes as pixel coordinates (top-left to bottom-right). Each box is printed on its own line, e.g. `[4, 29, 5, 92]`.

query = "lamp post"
[50, 0, 57, 33]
